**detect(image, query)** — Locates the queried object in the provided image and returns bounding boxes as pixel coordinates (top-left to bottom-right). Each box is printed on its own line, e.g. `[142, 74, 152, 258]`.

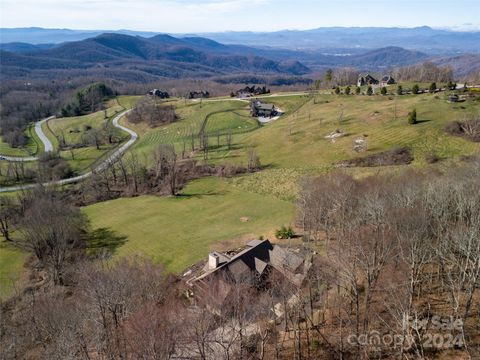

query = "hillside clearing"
[83, 177, 295, 273]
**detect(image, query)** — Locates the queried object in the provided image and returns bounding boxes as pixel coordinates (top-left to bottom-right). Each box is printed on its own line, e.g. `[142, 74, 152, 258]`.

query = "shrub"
[396, 85, 403, 95]
[429, 82, 437, 93]
[412, 84, 420, 94]
[345, 86, 351, 95]
[355, 86, 361, 95]
[445, 117, 480, 142]
[334, 87, 340, 95]
[276, 225, 294, 239]
[366, 86, 373, 96]
[408, 109, 417, 125]
[447, 81, 457, 90]
[380, 87, 387, 95]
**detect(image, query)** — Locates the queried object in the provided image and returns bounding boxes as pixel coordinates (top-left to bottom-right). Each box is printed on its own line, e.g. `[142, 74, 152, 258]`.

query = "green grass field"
[41, 96, 141, 173]
[212, 93, 480, 169]
[83, 177, 295, 273]
[0, 241, 27, 299]
[48, 101, 126, 147]
[129, 100, 251, 153]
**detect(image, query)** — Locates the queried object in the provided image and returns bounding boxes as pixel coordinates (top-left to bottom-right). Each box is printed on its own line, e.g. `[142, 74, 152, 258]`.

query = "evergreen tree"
[325, 69, 333, 82]
[412, 84, 420, 94]
[408, 108, 417, 125]
[334, 87, 341, 95]
[366, 86, 373, 96]
[380, 87, 387, 95]
[429, 82, 437, 93]
[345, 86, 351, 95]
[397, 85, 403, 95]
[356, 86, 361, 95]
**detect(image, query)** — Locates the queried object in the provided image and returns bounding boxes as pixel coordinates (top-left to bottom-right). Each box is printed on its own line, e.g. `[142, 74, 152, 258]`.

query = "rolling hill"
[0, 33, 311, 81]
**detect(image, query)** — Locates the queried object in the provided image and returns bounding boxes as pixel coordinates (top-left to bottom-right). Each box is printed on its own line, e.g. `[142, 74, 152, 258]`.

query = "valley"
[1, 16, 480, 358]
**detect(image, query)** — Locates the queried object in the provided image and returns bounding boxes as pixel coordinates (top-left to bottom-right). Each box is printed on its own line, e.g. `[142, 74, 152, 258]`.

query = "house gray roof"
[194, 240, 307, 287]
[256, 103, 275, 111]
[269, 246, 304, 273]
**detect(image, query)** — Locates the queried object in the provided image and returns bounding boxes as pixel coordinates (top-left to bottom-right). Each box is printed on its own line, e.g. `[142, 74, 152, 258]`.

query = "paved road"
[0, 116, 56, 162]
[35, 116, 55, 152]
[0, 110, 135, 193]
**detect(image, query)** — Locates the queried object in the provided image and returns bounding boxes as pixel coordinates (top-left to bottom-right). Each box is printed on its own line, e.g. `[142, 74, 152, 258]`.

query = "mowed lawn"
[0, 241, 27, 299]
[83, 177, 295, 273]
[218, 93, 480, 169]
[126, 99, 251, 159]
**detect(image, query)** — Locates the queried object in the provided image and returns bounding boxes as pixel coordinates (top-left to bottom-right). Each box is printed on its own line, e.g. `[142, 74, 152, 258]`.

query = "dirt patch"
[445, 118, 480, 142]
[337, 147, 414, 167]
[239, 216, 250, 223]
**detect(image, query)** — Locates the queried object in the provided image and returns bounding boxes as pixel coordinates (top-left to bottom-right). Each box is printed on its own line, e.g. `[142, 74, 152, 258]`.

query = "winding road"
[0, 116, 56, 162]
[0, 92, 314, 192]
[0, 109, 136, 193]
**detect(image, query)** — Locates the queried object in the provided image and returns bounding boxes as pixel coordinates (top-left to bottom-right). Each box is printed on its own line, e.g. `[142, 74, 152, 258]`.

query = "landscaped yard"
[83, 176, 295, 273]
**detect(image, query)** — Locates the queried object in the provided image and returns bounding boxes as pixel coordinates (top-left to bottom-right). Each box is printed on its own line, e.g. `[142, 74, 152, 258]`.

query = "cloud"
[183, 0, 269, 13]
[1, 0, 479, 33]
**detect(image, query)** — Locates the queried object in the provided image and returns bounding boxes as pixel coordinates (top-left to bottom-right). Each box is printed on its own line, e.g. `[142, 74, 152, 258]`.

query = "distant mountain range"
[194, 27, 480, 54]
[1, 30, 478, 83]
[0, 33, 311, 82]
[2, 26, 479, 54]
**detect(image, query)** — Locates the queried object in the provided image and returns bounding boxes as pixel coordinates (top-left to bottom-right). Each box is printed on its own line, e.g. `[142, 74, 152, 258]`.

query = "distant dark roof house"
[191, 240, 308, 309]
[380, 75, 396, 86]
[149, 89, 169, 98]
[357, 74, 379, 87]
[236, 85, 269, 98]
[187, 90, 210, 99]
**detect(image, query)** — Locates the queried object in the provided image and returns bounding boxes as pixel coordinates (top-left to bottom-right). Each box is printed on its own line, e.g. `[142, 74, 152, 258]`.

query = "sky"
[1, 0, 480, 33]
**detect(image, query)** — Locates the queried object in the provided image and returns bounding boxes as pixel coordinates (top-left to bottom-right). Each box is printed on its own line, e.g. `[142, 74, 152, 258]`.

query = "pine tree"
[397, 85, 403, 95]
[345, 86, 351, 95]
[408, 108, 417, 125]
[334, 87, 341, 95]
[355, 86, 361, 95]
[367, 86, 373, 96]
[380, 87, 387, 95]
[412, 84, 420, 94]
[429, 82, 437, 93]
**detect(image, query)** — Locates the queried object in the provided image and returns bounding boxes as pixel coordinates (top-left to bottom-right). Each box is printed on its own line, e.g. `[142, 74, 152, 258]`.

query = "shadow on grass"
[416, 119, 432, 124]
[87, 228, 128, 257]
[175, 190, 225, 199]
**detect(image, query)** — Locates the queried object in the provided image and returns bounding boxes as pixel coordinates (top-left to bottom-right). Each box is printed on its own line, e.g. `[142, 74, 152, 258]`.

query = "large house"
[357, 74, 379, 87]
[148, 89, 169, 98]
[235, 85, 270, 98]
[380, 75, 396, 87]
[189, 240, 309, 309]
[250, 100, 277, 118]
[187, 91, 210, 99]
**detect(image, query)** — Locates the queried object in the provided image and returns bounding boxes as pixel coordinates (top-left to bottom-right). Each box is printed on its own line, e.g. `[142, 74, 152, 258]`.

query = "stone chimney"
[208, 253, 220, 270]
